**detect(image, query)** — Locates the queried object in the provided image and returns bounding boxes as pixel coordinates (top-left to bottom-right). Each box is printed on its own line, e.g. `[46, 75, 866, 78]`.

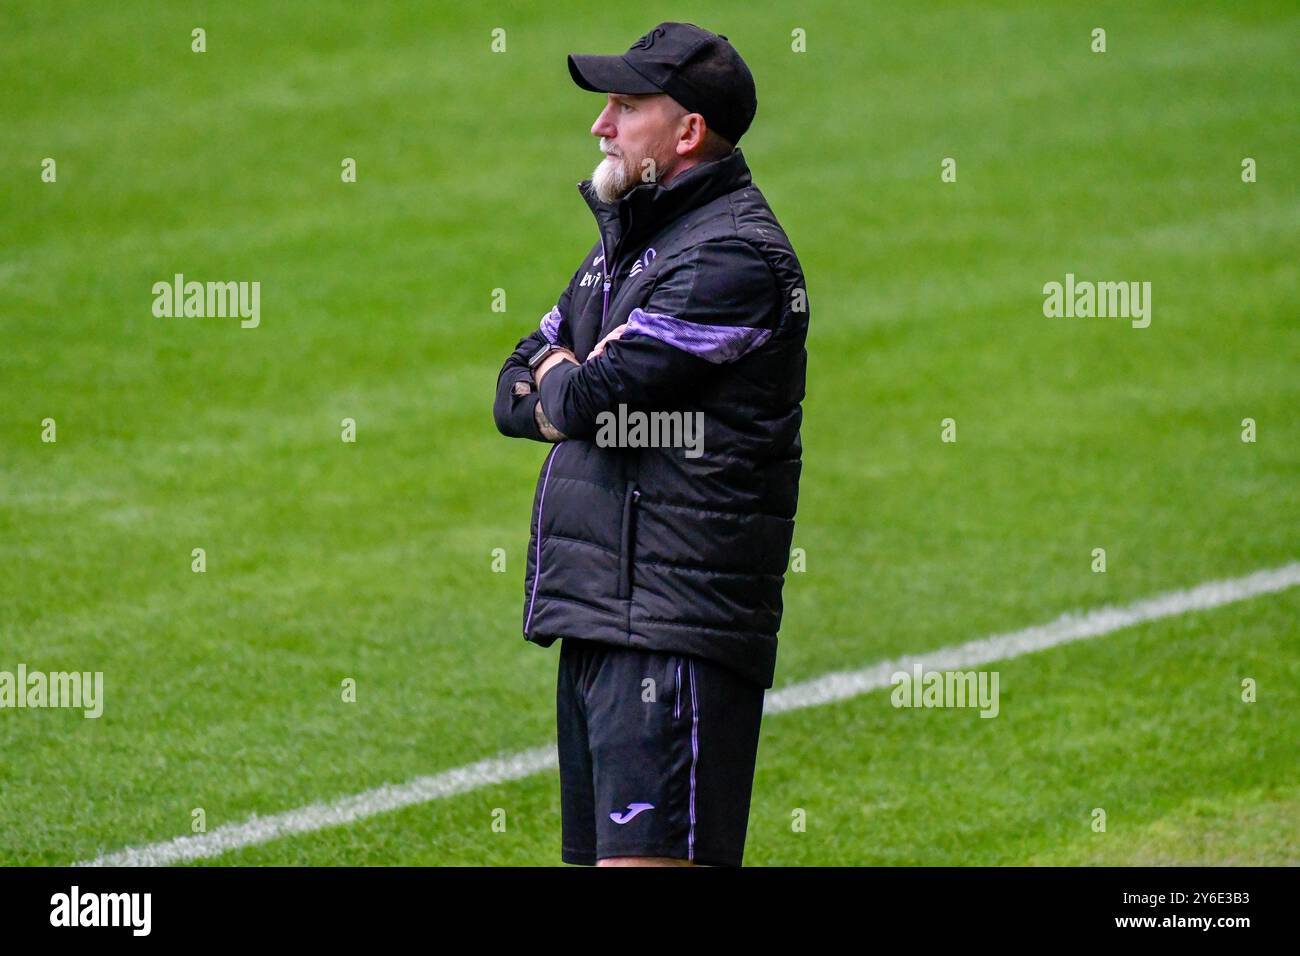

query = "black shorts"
[556, 637, 767, 867]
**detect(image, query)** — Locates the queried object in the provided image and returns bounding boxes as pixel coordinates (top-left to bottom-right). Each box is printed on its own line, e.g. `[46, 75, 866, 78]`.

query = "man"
[493, 22, 808, 867]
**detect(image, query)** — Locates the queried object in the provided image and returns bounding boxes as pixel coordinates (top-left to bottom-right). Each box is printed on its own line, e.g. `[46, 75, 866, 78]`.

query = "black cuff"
[494, 368, 545, 441]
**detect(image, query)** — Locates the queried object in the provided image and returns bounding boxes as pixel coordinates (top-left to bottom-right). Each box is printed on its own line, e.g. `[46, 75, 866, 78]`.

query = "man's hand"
[530, 327, 629, 442]
[588, 323, 628, 360]
[534, 347, 579, 385]
[534, 400, 566, 442]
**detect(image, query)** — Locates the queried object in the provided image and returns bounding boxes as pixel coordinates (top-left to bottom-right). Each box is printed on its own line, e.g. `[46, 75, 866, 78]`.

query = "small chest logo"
[629, 248, 657, 278]
[579, 254, 605, 288]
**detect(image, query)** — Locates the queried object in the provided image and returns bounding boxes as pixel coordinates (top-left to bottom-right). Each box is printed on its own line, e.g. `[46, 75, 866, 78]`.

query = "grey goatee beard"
[592, 152, 630, 204]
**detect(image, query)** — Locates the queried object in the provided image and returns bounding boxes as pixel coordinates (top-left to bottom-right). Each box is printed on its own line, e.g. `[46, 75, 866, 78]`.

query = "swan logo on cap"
[630, 27, 667, 50]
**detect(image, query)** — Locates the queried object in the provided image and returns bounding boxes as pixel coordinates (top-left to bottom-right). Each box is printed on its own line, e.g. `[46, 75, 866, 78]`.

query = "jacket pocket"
[616, 482, 639, 600]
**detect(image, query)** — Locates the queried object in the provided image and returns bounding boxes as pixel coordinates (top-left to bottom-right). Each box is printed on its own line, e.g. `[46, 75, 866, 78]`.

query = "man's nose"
[591, 104, 617, 139]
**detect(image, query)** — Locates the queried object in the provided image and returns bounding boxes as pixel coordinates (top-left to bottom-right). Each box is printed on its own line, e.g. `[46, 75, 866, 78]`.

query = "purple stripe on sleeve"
[539, 306, 562, 344]
[624, 308, 771, 364]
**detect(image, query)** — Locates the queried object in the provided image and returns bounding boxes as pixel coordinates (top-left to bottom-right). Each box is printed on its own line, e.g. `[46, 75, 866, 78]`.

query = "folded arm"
[492, 328, 551, 441]
[538, 240, 778, 440]
[493, 298, 581, 442]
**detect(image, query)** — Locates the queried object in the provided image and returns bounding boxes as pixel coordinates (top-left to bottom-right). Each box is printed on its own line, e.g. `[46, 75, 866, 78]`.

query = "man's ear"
[675, 113, 708, 157]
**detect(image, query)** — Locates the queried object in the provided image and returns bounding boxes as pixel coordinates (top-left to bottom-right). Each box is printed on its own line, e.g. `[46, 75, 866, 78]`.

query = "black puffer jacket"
[493, 149, 807, 689]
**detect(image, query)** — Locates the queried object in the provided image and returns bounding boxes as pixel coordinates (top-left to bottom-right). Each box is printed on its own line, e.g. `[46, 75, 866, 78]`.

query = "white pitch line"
[80, 561, 1300, 866]
[80, 746, 560, 867]
[766, 561, 1300, 714]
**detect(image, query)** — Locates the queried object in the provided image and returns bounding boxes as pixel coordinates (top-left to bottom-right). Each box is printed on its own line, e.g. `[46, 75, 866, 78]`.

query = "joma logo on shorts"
[610, 802, 655, 824]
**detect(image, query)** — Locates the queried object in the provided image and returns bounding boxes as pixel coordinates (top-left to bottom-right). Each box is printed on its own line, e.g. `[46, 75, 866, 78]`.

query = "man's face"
[590, 92, 684, 204]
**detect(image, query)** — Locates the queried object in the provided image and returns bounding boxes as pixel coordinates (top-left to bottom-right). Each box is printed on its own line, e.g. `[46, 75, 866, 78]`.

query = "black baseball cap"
[568, 22, 757, 146]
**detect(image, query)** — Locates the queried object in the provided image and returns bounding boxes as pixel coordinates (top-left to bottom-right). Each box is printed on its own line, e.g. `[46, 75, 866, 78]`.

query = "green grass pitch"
[1, 0, 1296, 865]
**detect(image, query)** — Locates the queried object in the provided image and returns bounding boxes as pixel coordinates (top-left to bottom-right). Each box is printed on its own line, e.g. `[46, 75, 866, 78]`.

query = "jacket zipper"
[599, 237, 612, 327]
[599, 209, 629, 331]
[617, 485, 639, 600]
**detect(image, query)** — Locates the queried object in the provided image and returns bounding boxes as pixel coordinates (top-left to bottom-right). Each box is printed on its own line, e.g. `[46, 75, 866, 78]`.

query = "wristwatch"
[527, 341, 558, 371]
